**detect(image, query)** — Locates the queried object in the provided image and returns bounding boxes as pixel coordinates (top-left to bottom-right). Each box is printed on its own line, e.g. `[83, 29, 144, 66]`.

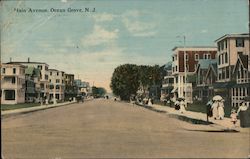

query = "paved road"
[2, 99, 249, 158]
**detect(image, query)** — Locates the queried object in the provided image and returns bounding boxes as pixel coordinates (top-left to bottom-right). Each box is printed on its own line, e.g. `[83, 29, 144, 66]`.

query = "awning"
[171, 87, 178, 93]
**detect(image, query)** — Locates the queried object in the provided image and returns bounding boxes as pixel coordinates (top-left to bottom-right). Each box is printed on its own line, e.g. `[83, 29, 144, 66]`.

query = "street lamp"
[177, 35, 187, 106]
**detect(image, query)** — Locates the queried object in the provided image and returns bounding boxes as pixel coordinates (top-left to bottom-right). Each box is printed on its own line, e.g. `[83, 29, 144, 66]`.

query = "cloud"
[201, 29, 208, 33]
[93, 12, 116, 22]
[121, 10, 157, 37]
[81, 25, 119, 47]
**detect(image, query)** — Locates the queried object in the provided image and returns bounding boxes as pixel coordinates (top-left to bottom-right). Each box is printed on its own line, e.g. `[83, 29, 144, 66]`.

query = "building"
[74, 79, 91, 96]
[214, 33, 249, 107]
[48, 69, 65, 101]
[161, 70, 174, 101]
[232, 54, 250, 107]
[195, 59, 217, 101]
[25, 66, 41, 103]
[1, 63, 26, 104]
[204, 62, 218, 99]
[7, 59, 49, 99]
[65, 74, 77, 100]
[171, 46, 217, 103]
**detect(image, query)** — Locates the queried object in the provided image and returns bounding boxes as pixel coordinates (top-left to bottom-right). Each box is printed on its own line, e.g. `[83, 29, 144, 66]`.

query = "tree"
[92, 86, 107, 98]
[110, 64, 140, 101]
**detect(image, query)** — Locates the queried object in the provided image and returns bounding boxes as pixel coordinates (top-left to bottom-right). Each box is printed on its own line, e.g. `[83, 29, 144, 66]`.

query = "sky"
[1, 0, 248, 92]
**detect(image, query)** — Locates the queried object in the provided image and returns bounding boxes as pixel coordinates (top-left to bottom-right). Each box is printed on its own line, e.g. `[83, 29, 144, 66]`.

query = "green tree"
[92, 86, 107, 98]
[110, 64, 140, 101]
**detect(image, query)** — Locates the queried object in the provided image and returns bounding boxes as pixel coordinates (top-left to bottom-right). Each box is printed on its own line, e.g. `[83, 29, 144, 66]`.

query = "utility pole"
[183, 36, 187, 107]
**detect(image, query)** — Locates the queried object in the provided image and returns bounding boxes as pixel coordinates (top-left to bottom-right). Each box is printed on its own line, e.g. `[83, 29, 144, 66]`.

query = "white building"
[171, 46, 217, 103]
[7, 59, 49, 99]
[1, 63, 26, 104]
[48, 69, 65, 101]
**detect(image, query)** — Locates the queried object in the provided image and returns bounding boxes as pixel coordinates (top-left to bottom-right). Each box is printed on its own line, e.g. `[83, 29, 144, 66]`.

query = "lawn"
[1, 103, 41, 111]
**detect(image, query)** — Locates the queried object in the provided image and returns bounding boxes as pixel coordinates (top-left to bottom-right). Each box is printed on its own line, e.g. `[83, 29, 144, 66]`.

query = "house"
[64, 74, 78, 100]
[194, 59, 217, 101]
[232, 54, 250, 107]
[171, 46, 217, 103]
[48, 69, 65, 101]
[161, 70, 174, 101]
[1, 63, 26, 104]
[25, 66, 41, 103]
[214, 33, 249, 106]
[205, 62, 218, 99]
[7, 59, 49, 99]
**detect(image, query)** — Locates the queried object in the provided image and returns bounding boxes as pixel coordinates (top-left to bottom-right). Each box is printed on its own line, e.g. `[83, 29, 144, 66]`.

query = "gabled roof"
[196, 59, 217, 73]
[205, 63, 218, 79]
[233, 54, 249, 74]
[215, 33, 249, 42]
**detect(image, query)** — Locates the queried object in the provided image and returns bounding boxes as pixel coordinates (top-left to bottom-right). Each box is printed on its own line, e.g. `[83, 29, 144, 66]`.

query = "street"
[2, 99, 249, 158]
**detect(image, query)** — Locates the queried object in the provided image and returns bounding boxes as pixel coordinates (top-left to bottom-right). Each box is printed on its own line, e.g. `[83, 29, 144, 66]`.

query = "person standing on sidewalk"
[218, 99, 225, 120]
[230, 109, 237, 128]
[211, 100, 219, 120]
[179, 99, 186, 114]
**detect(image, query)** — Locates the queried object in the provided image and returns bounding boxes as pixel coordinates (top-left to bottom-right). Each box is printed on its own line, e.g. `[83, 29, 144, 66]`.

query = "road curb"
[1, 101, 77, 117]
[1, 99, 94, 117]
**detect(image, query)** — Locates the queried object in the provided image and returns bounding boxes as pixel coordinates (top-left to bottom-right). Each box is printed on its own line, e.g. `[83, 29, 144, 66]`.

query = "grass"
[1, 103, 41, 111]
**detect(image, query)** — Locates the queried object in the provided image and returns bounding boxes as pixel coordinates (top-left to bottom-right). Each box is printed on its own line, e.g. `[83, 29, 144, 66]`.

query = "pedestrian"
[179, 99, 186, 114]
[211, 100, 219, 120]
[148, 98, 153, 106]
[218, 99, 225, 120]
[206, 100, 213, 117]
[230, 109, 237, 127]
[174, 100, 180, 110]
[237, 101, 249, 115]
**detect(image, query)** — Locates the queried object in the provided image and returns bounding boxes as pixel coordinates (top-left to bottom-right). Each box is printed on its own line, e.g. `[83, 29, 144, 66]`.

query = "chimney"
[28, 57, 30, 63]
[10, 57, 12, 62]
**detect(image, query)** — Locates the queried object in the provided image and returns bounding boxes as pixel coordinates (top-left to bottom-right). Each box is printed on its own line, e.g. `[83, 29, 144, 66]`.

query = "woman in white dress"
[218, 99, 225, 120]
[211, 100, 219, 120]
[179, 100, 186, 113]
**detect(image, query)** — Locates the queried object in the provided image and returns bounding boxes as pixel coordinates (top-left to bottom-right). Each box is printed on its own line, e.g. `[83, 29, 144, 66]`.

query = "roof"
[233, 54, 249, 74]
[197, 59, 217, 69]
[25, 67, 35, 75]
[215, 33, 249, 42]
[7, 61, 48, 65]
[2, 63, 26, 67]
[238, 54, 248, 69]
[172, 46, 217, 51]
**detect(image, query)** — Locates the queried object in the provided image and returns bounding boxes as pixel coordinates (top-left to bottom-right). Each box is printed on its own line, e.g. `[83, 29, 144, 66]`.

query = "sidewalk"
[1, 101, 77, 117]
[136, 103, 247, 132]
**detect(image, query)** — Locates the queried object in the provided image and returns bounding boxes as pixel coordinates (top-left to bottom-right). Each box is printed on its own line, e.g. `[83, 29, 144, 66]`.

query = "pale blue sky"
[1, 0, 248, 92]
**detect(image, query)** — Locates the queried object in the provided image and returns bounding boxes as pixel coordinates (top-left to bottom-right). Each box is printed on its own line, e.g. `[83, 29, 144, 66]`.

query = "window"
[207, 54, 211, 59]
[195, 54, 199, 60]
[236, 38, 244, 47]
[45, 75, 48, 80]
[172, 56, 174, 61]
[57, 72, 59, 76]
[219, 55, 221, 65]
[13, 68, 16, 74]
[38, 65, 42, 70]
[225, 40, 227, 48]
[218, 43, 221, 51]
[4, 90, 15, 100]
[175, 66, 178, 72]
[238, 52, 243, 56]
[50, 85, 54, 89]
[185, 54, 189, 61]
[50, 72, 52, 76]
[2, 68, 5, 74]
[45, 66, 48, 71]
[56, 79, 60, 83]
[12, 77, 16, 84]
[49, 79, 51, 83]
[225, 52, 228, 63]
[56, 85, 60, 89]
[221, 42, 224, 50]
